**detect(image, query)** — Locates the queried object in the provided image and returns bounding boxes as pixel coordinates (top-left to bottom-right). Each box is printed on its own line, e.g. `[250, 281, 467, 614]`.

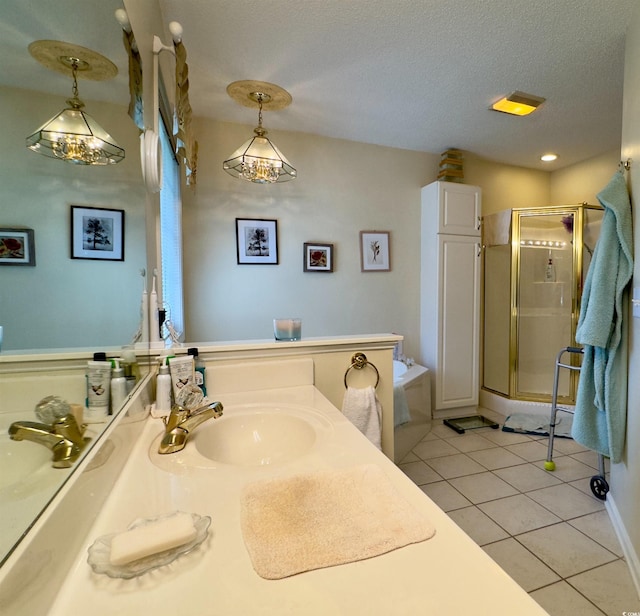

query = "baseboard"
[479, 390, 553, 418]
[605, 493, 640, 600]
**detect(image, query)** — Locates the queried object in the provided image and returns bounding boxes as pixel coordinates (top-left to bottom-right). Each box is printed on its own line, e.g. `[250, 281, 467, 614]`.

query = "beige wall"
[550, 149, 621, 205]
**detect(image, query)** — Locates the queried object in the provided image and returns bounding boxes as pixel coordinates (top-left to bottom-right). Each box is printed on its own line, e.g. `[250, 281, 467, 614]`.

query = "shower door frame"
[509, 204, 598, 404]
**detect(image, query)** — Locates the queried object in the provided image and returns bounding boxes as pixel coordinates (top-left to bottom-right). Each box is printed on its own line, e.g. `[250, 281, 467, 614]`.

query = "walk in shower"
[482, 204, 603, 404]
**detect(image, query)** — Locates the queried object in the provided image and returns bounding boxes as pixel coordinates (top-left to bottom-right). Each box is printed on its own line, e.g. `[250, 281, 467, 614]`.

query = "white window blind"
[159, 120, 184, 339]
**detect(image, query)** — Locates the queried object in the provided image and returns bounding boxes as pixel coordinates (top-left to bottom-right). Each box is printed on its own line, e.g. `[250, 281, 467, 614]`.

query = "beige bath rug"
[240, 464, 435, 579]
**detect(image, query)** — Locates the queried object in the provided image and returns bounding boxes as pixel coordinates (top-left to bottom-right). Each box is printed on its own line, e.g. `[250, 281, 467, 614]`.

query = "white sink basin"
[195, 411, 318, 466]
[0, 435, 51, 490]
[150, 403, 333, 471]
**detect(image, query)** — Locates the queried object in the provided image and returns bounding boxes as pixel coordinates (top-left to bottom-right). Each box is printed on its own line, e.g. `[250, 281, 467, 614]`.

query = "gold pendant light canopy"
[223, 80, 296, 184]
[26, 41, 125, 165]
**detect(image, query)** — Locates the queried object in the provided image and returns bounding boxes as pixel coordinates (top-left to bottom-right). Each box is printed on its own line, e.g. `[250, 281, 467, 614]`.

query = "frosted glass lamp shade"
[223, 135, 296, 184]
[26, 105, 125, 165]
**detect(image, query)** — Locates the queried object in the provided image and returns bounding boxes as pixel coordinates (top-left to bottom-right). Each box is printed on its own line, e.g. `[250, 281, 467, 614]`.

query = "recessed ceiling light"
[491, 91, 546, 116]
[541, 153, 558, 162]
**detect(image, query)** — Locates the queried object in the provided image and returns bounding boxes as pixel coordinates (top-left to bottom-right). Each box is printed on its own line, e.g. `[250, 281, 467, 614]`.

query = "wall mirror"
[0, 0, 149, 566]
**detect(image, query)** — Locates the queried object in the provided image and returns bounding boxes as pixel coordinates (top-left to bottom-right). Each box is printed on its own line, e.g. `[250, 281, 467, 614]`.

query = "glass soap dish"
[87, 511, 211, 579]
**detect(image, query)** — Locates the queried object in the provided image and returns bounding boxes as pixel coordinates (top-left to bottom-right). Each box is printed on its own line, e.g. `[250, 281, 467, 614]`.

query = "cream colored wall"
[464, 154, 550, 215]
[183, 117, 569, 360]
[182, 118, 438, 360]
[550, 149, 621, 205]
[611, 3, 640, 587]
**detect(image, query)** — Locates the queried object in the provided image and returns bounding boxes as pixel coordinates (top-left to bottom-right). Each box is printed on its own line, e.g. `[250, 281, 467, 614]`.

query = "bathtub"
[393, 360, 432, 463]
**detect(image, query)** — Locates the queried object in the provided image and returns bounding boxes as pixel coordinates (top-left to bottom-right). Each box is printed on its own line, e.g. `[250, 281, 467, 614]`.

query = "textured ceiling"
[1, 1, 635, 170]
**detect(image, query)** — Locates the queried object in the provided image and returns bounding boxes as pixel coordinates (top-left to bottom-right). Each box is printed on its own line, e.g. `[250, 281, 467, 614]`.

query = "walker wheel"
[590, 475, 609, 500]
[544, 460, 556, 471]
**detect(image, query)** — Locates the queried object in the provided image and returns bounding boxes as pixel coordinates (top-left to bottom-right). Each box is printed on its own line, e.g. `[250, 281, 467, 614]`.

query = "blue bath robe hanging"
[572, 170, 633, 463]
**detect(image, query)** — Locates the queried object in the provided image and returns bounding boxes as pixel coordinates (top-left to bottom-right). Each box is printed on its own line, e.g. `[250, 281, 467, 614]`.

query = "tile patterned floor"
[399, 409, 640, 616]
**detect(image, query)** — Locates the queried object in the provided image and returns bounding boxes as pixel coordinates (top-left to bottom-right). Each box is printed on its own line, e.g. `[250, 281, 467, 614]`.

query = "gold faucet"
[158, 400, 224, 455]
[9, 414, 91, 468]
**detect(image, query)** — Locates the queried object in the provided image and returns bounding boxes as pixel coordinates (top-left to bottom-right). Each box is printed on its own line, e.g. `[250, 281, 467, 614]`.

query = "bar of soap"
[109, 513, 197, 566]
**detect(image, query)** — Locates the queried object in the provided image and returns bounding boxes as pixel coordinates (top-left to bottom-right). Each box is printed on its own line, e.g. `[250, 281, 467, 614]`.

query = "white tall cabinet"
[420, 181, 481, 416]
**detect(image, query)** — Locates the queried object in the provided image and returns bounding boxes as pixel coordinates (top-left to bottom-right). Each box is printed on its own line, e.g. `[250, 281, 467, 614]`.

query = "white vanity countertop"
[47, 385, 548, 616]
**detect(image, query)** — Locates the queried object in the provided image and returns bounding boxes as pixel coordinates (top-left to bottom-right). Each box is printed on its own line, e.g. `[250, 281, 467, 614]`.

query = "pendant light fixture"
[26, 41, 125, 165]
[223, 80, 296, 183]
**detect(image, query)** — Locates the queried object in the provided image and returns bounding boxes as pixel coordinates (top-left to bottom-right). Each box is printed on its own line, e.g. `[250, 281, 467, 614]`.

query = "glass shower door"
[513, 209, 577, 401]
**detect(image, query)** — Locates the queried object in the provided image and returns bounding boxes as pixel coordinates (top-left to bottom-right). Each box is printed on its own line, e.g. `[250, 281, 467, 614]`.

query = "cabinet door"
[436, 234, 481, 409]
[437, 182, 481, 236]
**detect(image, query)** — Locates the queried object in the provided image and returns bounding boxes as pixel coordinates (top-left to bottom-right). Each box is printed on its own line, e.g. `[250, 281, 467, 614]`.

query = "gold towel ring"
[344, 352, 380, 389]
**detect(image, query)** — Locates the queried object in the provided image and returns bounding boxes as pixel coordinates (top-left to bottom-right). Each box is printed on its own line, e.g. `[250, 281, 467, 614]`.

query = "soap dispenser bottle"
[545, 251, 556, 282]
[188, 347, 207, 397]
[155, 358, 172, 413]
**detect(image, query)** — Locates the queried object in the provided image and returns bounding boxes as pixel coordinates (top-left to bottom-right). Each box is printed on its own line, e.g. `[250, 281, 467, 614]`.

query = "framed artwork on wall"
[360, 230, 390, 272]
[236, 218, 278, 264]
[0, 228, 35, 266]
[71, 206, 125, 261]
[303, 242, 334, 272]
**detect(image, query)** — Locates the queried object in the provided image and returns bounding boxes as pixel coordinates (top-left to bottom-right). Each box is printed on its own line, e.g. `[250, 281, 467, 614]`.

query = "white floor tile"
[425, 453, 486, 479]
[494, 463, 563, 492]
[444, 433, 497, 452]
[543, 455, 596, 482]
[567, 511, 624, 557]
[419, 480, 472, 511]
[482, 538, 560, 592]
[529, 581, 606, 616]
[482, 429, 534, 446]
[449, 471, 518, 504]
[526, 484, 604, 520]
[446, 506, 509, 545]
[478, 494, 561, 535]
[412, 438, 459, 459]
[517, 523, 617, 578]
[468, 447, 528, 470]
[505, 440, 550, 462]
[399, 460, 442, 485]
[567, 559, 640, 615]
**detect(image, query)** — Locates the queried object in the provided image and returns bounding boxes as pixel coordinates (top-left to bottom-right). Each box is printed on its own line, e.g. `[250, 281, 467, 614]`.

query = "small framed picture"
[236, 218, 278, 265]
[360, 231, 391, 272]
[0, 228, 36, 266]
[303, 242, 334, 272]
[71, 206, 125, 261]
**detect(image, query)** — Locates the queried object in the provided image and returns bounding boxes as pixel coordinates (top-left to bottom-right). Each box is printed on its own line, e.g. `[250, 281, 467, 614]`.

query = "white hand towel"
[341, 386, 382, 449]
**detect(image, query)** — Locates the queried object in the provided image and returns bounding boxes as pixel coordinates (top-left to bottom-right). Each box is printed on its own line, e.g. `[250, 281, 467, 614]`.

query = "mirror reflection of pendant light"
[25, 40, 125, 165]
[223, 80, 296, 183]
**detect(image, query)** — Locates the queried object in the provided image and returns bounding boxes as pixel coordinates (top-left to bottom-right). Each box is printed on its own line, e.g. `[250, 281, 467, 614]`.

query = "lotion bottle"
[86, 352, 111, 423]
[155, 358, 172, 414]
[110, 359, 128, 414]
